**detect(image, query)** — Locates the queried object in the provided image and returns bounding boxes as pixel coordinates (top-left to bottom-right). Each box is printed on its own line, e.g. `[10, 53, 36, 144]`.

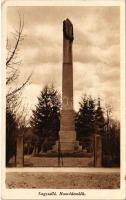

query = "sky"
[7, 6, 120, 120]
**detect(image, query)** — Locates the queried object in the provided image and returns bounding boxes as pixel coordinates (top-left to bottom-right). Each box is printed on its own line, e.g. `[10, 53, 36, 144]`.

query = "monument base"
[53, 141, 81, 152]
[52, 131, 82, 153]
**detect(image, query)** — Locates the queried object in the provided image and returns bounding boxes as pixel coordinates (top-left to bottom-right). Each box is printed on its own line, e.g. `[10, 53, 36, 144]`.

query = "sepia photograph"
[1, 0, 125, 199]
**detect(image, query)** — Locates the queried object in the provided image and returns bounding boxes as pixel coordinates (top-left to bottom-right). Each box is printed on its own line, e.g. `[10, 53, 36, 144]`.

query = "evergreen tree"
[75, 95, 96, 139]
[30, 86, 61, 150]
[75, 96, 105, 139]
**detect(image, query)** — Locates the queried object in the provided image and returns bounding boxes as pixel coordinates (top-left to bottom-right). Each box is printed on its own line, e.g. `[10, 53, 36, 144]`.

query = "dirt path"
[6, 172, 120, 189]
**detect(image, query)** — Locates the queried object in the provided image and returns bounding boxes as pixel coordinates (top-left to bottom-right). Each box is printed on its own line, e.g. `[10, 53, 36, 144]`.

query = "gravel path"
[6, 172, 120, 189]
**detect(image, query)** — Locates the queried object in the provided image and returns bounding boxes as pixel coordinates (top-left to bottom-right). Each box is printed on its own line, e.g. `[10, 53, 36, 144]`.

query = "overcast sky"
[7, 6, 120, 120]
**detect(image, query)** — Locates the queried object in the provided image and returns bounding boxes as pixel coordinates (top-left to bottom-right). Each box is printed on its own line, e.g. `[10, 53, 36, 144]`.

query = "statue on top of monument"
[63, 18, 74, 42]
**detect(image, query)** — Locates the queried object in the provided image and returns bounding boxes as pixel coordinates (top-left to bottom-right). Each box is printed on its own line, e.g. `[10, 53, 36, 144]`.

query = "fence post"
[16, 134, 24, 167]
[94, 134, 102, 167]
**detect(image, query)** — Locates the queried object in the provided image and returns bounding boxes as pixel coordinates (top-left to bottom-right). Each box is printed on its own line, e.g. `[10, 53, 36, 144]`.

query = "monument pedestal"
[53, 130, 76, 152]
[53, 140, 82, 153]
[53, 110, 82, 153]
[59, 130, 76, 152]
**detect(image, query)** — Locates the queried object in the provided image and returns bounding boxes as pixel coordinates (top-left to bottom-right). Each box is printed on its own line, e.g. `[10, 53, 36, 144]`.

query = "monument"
[53, 19, 81, 152]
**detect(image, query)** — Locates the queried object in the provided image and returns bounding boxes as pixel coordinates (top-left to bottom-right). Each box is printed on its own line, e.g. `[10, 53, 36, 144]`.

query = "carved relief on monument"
[63, 18, 74, 42]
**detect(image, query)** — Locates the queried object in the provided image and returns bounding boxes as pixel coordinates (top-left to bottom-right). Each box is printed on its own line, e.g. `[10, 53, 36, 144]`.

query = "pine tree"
[30, 86, 61, 150]
[75, 95, 96, 139]
[75, 96, 106, 139]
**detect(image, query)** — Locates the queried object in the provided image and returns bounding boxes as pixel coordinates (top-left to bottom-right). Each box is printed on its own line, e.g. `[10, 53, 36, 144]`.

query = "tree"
[30, 85, 61, 152]
[75, 94, 120, 166]
[75, 95, 106, 139]
[75, 95, 96, 139]
[6, 14, 31, 165]
[6, 108, 18, 165]
[6, 13, 31, 111]
[102, 117, 120, 167]
[23, 127, 39, 155]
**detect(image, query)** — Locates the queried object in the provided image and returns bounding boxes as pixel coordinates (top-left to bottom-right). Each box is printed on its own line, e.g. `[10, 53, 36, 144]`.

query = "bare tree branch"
[7, 73, 32, 98]
[6, 13, 24, 67]
[6, 12, 32, 110]
[6, 69, 18, 85]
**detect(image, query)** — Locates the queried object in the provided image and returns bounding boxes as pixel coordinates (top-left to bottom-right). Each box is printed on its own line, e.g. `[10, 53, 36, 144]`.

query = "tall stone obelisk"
[59, 18, 77, 152]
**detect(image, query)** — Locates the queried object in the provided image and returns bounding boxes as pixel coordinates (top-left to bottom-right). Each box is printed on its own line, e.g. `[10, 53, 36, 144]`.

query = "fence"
[14, 134, 119, 167]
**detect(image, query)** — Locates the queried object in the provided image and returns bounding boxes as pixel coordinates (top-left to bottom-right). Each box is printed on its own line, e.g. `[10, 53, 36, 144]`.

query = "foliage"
[23, 127, 39, 155]
[30, 85, 61, 151]
[75, 94, 120, 166]
[6, 108, 18, 165]
[75, 95, 105, 139]
[102, 120, 120, 167]
[6, 14, 31, 165]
